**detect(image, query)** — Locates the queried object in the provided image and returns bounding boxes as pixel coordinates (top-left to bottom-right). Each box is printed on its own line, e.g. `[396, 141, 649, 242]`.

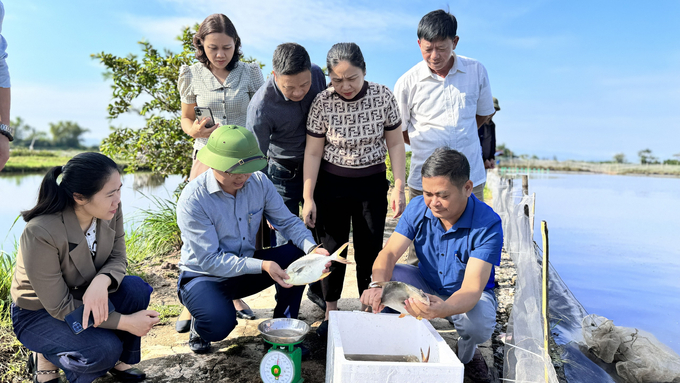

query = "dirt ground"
[89, 212, 514, 383]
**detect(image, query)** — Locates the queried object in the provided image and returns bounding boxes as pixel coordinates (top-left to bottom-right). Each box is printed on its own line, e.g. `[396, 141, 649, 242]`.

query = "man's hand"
[310, 246, 332, 273]
[404, 294, 449, 320]
[360, 286, 385, 314]
[82, 274, 111, 328]
[484, 159, 496, 169]
[263, 260, 294, 288]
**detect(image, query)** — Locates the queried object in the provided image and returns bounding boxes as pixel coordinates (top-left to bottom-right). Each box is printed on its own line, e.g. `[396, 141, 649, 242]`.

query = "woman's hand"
[189, 118, 220, 139]
[119, 310, 160, 337]
[360, 286, 385, 314]
[390, 188, 406, 218]
[403, 294, 448, 320]
[262, 261, 293, 288]
[302, 198, 317, 228]
[82, 274, 111, 328]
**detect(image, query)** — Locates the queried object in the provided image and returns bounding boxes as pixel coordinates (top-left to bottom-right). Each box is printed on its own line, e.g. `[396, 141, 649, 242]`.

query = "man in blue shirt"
[360, 147, 502, 382]
[246, 42, 327, 310]
[176, 125, 330, 353]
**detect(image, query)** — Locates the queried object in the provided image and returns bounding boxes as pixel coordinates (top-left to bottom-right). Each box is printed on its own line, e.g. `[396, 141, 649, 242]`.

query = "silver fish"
[284, 243, 351, 285]
[368, 281, 430, 320]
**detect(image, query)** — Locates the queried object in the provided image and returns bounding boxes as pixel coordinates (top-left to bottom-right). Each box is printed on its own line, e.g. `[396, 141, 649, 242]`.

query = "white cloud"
[122, 0, 420, 51]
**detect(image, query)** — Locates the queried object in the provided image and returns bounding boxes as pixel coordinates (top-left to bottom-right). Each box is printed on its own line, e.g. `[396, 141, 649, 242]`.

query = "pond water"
[2, 171, 679, 355]
[528, 172, 680, 354]
[0, 172, 185, 250]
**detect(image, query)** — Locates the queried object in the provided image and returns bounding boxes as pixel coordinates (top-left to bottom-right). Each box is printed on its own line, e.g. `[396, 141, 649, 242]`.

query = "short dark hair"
[193, 14, 243, 71]
[21, 153, 121, 222]
[272, 43, 312, 76]
[417, 10, 458, 42]
[421, 147, 470, 188]
[326, 42, 366, 75]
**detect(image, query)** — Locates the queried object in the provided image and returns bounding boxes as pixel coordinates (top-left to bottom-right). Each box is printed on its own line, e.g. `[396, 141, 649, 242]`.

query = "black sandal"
[27, 352, 64, 383]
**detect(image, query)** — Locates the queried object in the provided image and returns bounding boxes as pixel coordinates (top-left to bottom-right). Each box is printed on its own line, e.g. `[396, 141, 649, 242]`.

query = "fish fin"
[318, 272, 331, 280]
[307, 244, 322, 255]
[398, 313, 407, 318]
[330, 242, 350, 260]
[421, 346, 430, 363]
[333, 257, 353, 265]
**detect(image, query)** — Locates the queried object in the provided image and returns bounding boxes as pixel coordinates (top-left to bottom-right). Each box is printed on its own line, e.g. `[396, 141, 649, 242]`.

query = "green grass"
[148, 304, 183, 325]
[125, 193, 182, 275]
[3, 149, 136, 173]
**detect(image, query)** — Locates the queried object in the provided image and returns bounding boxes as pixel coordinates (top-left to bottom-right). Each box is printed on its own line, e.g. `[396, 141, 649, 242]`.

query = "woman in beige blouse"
[302, 42, 406, 337]
[176, 13, 264, 331]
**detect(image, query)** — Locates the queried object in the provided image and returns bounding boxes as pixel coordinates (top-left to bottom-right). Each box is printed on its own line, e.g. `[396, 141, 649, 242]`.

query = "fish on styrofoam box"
[326, 311, 464, 383]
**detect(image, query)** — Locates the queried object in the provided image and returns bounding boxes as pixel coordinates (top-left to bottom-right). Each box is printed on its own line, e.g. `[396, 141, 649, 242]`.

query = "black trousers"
[314, 170, 389, 302]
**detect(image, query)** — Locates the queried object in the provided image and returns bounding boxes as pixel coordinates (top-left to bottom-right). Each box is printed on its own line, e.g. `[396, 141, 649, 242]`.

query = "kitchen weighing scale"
[258, 318, 310, 383]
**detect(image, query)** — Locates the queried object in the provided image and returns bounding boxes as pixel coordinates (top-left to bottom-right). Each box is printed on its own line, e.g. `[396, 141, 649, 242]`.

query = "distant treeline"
[9, 117, 96, 150]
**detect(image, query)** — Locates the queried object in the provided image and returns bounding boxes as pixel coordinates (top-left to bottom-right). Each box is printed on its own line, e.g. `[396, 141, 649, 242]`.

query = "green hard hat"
[196, 125, 267, 174]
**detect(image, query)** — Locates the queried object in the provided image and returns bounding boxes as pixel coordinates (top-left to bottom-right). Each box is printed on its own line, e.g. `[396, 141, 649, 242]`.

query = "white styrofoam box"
[325, 311, 463, 383]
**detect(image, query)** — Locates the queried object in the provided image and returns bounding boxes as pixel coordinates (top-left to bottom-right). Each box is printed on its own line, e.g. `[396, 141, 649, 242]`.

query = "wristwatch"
[0, 123, 12, 141]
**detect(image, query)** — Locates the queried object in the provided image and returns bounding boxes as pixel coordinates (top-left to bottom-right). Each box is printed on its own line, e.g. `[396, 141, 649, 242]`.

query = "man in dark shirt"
[478, 97, 500, 170]
[246, 43, 327, 309]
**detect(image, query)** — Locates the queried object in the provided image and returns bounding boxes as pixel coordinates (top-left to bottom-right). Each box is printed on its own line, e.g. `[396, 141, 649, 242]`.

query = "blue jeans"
[12, 276, 153, 383]
[177, 243, 305, 342]
[389, 264, 497, 364]
[267, 159, 304, 247]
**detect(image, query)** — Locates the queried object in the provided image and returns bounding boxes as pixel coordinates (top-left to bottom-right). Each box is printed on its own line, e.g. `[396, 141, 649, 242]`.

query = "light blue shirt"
[395, 194, 502, 295]
[177, 170, 316, 277]
[0, 1, 9, 88]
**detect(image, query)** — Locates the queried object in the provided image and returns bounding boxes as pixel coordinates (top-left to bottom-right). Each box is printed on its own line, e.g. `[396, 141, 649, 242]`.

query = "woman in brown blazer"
[11, 153, 159, 383]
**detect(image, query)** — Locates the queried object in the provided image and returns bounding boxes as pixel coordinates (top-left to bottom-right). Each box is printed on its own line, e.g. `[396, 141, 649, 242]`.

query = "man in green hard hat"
[175, 125, 330, 353]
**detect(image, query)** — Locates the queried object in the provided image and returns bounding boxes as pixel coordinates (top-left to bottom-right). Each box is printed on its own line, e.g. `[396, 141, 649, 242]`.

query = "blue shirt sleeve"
[470, 218, 503, 267]
[177, 189, 263, 277]
[246, 88, 273, 156]
[394, 196, 423, 240]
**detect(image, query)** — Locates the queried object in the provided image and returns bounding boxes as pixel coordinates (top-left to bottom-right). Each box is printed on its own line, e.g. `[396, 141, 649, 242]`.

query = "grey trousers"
[390, 264, 497, 364]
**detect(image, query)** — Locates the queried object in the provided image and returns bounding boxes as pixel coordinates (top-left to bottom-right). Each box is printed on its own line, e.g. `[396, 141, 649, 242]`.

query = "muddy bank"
[91, 215, 516, 383]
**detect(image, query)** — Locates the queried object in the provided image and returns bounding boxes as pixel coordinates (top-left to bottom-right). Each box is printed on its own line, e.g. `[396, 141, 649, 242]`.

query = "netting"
[489, 171, 680, 383]
[488, 171, 559, 383]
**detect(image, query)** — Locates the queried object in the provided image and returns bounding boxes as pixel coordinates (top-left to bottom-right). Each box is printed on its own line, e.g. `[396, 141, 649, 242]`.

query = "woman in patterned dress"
[302, 42, 407, 337]
[176, 13, 264, 331]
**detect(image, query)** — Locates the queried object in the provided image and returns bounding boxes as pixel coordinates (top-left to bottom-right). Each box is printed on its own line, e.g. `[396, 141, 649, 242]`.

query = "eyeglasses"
[226, 172, 252, 180]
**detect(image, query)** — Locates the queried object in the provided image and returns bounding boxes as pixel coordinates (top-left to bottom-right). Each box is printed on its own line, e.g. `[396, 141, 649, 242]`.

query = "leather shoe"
[175, 319, 191, 333]
[306, 287, 327, 311]
[316, 320, 329, 339]
[463, 348, 491, 383]
[108, 365, 146, 382]
[189, 319, 212, 354]
[235, 308, 257, 320]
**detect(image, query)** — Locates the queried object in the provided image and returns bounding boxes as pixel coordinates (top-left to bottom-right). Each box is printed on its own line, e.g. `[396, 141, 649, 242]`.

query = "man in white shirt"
[395, 9, 495, 202]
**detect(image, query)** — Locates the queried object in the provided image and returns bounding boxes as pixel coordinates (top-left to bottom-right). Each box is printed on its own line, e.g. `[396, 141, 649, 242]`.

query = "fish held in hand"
[368, 281, 430, 319]
[284, 243, 351, 285]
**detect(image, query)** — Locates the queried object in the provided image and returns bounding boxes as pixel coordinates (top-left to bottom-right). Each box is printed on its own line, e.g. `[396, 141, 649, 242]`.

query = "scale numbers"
[260, 350, 295, 383]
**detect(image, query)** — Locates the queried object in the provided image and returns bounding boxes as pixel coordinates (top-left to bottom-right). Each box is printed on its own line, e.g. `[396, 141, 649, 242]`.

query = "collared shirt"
[0, 1, 10, 88]
[246, 64, 326, 162]
[178, 61, 265, 150]
[177, 170, 316, 278]
[395, 194, 502, 296]
[394, 53, 495, 189]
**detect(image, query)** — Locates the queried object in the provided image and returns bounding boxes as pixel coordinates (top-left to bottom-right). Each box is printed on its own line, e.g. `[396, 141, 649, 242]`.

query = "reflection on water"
[0, 172, 184, 248]
[528, 172, 680, 354]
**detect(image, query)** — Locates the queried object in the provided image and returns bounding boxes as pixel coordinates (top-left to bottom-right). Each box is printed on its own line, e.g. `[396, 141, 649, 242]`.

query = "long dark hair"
[21, 153, 121, 222]
[193, 14, 243, 72]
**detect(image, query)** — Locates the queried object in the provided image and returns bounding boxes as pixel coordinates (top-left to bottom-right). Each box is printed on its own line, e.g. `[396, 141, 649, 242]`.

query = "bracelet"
[0, 123, 12, 141]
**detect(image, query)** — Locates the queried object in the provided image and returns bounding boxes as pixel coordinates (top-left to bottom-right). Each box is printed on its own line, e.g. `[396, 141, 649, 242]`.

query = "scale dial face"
[260, 350, 295, 383]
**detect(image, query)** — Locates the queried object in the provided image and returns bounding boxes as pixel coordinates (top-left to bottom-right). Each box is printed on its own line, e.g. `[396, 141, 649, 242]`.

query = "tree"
[93, 26, 264, 178]
[49, 121, 89, 149]
[496, 143, 515, 158]
[637, 148, 658, 165]
[613, 153, 626, 163]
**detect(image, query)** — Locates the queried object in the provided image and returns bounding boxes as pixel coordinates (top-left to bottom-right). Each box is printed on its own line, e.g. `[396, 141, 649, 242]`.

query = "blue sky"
[4, 0, 679, 162]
